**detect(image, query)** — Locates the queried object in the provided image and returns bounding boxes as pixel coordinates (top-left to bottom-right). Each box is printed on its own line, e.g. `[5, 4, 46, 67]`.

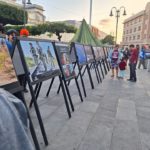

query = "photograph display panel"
[84, 45, 94, 62]
[55, 42, 75, 79]
[70, 46, 76, 63]
[97, 47, 105, 58]
[92, 46, 101, 59]
[19, 40, 59, 82]
[0, 37, 18, 86]
[75, 43, 87, 65]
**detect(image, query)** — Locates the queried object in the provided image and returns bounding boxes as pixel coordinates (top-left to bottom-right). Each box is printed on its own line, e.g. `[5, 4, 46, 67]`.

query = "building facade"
[122, 2, 150, 47]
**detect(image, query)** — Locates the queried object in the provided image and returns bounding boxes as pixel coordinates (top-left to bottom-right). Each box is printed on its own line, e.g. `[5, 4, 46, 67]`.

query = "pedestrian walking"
[109, 44, 121, 78]
[138, 45, 146, 69]
[127, 44, 138, 82]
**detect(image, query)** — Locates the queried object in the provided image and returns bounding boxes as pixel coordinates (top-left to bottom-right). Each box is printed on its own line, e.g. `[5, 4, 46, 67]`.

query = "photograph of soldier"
[0, 38, 18, 86]
[47, 46, 55, 68]
[29, 43, 38, 65]
[36, 41, 47, 72]
[20, 40, 59, 82]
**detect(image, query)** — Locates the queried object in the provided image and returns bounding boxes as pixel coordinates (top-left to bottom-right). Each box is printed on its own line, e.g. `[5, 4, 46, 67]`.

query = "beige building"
[0, 0, 45, 25]
[122, 2, 150, 47]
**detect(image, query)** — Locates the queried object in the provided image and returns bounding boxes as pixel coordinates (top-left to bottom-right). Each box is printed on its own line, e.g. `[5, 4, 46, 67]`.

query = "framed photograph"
[70, 46, 76, 63]
[0, 37, 18, 88]
[92, 46, 100, 60]
[97, 47, 105, 58]
[84, 45, 94, 62]
[54, 42, 75, 80]
[19, 39, 60, 82]
[74, 43, 87, 65]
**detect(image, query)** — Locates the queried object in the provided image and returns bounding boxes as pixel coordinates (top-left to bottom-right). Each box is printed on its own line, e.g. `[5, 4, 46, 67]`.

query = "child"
[118, 57, 127, 79]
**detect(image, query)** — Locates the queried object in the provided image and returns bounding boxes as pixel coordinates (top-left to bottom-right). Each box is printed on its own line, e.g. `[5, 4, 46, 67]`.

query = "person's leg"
[129, 64, 132, 80]
[111, 68, 114, 77]
[138, 59, 141, 69]
[131, 63, 136, 81]
[143, 59, 146, 69]
[116, 67, 119, 77]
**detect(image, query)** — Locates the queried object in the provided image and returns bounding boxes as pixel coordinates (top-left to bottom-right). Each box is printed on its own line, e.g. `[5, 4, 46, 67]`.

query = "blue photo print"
[75, 43, 87, 65]
[20, 40, 59, 82]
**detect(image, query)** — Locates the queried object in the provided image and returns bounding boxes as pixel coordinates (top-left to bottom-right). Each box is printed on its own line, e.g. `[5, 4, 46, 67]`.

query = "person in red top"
[118, 57, 127, 79]
[127, 44, 139, 82]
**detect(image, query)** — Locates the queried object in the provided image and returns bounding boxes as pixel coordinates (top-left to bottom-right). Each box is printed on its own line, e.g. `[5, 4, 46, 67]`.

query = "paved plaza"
[27, 68, 150, 150]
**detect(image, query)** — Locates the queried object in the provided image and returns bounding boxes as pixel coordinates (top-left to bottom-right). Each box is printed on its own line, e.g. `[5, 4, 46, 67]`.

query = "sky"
[18, 0, 150, 42]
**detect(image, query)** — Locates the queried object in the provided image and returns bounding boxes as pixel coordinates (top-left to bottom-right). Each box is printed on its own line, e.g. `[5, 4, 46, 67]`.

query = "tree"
[101, 35, 114, 45]
[0, 1, 27, 25]
[4, 22, 77, 36]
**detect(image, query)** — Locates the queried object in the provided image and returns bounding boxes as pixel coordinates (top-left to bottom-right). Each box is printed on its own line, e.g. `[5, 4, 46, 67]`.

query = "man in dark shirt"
[127, 44, 138, 82]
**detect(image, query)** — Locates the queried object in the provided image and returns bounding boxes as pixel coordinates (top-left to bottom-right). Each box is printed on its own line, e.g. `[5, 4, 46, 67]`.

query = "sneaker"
[111, 75, 114, 78]
[127, 79, 132, 81]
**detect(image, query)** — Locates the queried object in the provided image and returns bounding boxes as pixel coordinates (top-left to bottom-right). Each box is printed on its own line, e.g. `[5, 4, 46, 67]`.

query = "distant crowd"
[108, 44, 150, 82]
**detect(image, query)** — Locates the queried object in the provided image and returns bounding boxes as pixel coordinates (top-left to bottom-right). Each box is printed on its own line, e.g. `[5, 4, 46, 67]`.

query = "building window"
[130, 29, 132, 33]
[129, 36, 131, 41]
[126, 37, 128, 41]
[138, 26, 141, 31]
[133, 36, 135, 40]
[126, 30, 128, 34]
[134, 28, 136, 32]
[134, 19, 137, 24]
[137, 35, 140, 39]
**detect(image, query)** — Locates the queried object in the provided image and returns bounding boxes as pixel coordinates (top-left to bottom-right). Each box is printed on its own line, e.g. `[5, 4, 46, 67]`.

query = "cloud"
[99, 18, 112, 26]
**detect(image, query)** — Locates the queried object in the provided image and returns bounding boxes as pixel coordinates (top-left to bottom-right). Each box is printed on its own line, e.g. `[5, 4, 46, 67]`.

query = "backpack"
[112, 49, 119, 61]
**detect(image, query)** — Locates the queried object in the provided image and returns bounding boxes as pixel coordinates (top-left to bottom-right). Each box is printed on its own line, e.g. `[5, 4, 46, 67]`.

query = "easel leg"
[94, 62, 100, 83]
[96, 63, 102, 83]
[57, 83, 61, 94]
[29, 82, 42, 108]
[78, 65, 87, 97]
[46, 77, 55, 97]
[20, 92, 41, 150]
[59, 76, 71, 118]
[87, 64, 94, 89]
[99, 61, 105, 79]
[64, 80, 74, 112]
[75, 77, 83, 102]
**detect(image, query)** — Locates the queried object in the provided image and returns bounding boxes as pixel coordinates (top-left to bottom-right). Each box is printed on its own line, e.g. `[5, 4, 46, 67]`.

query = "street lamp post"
[22, 0, 32, 27]
[89, 0, 93, 28]
[109, 6, 127, 44]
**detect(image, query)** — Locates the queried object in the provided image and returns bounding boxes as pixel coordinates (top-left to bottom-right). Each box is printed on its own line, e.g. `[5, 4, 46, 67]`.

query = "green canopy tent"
[71, 19, 102, 46]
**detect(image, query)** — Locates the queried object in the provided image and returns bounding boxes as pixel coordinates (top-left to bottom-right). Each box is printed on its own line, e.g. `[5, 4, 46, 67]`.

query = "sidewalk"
[28, 68, 150, 150]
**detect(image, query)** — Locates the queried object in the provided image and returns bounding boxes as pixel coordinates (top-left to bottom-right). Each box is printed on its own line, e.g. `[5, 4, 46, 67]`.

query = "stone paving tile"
[78, 123, 113, 150]
[110, 120, 142, 150]
[27, 68, 150, 150]
[46, 111, 94, 150]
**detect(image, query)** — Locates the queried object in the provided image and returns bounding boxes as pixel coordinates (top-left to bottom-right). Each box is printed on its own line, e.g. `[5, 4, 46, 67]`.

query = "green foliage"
[4, 22, 77, 35]
[0, 1, 27, 25]
[101, 35, 115, 45]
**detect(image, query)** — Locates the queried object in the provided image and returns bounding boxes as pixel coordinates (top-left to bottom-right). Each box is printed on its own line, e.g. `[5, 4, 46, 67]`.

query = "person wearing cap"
[6, 29, 18, 57]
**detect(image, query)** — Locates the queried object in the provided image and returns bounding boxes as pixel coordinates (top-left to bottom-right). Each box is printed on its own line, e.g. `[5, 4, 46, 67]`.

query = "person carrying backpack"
[109, 44, 121, 78]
